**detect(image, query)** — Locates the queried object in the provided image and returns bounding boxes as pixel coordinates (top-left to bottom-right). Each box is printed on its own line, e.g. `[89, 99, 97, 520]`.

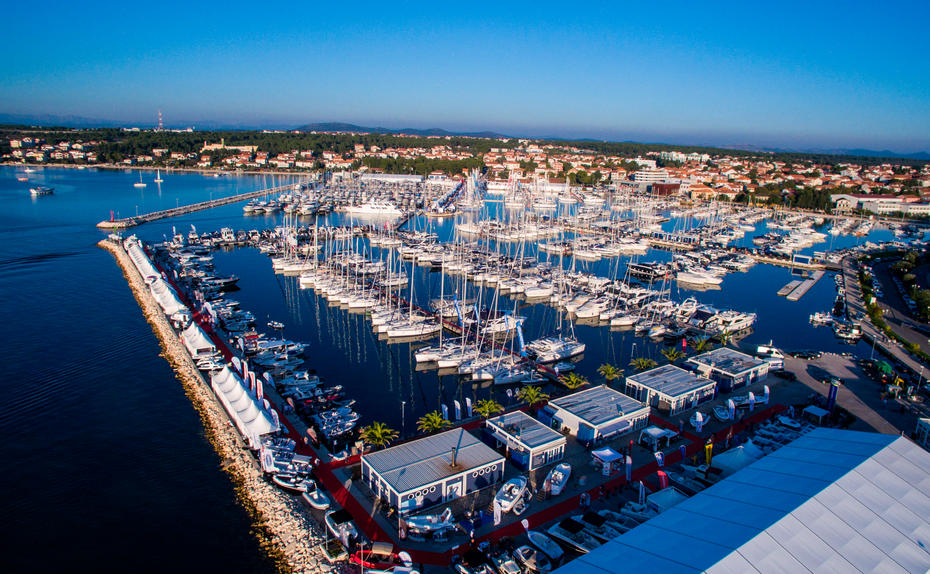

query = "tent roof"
[591, 447, 623, 463]
[554, 428, 930, 574]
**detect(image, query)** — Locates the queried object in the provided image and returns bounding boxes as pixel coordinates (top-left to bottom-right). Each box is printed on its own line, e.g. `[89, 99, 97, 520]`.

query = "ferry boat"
[29, 186, 54, 196]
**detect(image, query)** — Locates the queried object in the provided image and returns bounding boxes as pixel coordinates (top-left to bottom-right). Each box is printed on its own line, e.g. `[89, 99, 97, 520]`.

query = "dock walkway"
[96, 183, 297, 229]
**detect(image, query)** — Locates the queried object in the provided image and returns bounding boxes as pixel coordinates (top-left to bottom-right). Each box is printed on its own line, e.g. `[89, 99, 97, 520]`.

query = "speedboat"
[713, 404, 732, 422]
[324, 509, 359, 547]
[546, 518, 602, 553]
[272, 472, 311, 493]
[489, 549, 521, 574]
[494, 477, 528, 513]
[404, 507, 455, 534]
[545, 463, 571, 496]
[527, 531, 564, 563]
[596, 509, 641, 533]
[575, 511, 624, 542]
[620, 501, 658, 523]
[301, 481, 332, 510]
[349, 542, 411, 571]
[513, 545, 552, 573]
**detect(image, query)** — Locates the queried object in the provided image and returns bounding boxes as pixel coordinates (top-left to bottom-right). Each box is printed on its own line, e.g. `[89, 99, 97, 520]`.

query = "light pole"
[401, 401, 406, 439]
[870, 333, 878, 360]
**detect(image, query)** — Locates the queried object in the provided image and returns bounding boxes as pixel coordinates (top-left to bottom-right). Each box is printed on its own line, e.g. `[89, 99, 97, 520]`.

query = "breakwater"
[96, 184, 298, 229]
[98, 238, 334, 574]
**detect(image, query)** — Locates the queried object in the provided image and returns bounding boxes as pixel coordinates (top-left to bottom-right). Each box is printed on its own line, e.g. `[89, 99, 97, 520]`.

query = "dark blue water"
[0, 167, 280, 574]
[0, 166, 892, 572]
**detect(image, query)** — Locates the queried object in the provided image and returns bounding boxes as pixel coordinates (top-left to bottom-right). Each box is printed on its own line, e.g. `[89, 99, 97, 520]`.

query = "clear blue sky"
[4, 1, 929, 151]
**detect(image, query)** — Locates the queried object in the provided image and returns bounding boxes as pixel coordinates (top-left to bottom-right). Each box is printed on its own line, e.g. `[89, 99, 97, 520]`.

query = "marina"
[4, 165, 929, 573]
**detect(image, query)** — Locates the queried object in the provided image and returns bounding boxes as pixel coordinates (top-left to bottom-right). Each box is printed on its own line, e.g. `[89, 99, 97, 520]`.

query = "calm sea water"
[0, 166, 897, 572]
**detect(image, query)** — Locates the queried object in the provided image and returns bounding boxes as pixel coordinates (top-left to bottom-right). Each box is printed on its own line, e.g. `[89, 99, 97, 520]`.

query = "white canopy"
[211, 366, 278, 448]
[181, 323, 215, 358]
[591, 447, 623, 463]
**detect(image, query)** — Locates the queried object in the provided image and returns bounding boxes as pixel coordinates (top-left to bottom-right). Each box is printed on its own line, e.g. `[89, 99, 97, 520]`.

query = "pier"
[785, 270, 825, 301]
[96, 183, 299, 229]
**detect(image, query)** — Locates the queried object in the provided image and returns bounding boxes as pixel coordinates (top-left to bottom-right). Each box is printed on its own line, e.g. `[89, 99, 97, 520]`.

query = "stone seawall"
[99, 239, 336, 574]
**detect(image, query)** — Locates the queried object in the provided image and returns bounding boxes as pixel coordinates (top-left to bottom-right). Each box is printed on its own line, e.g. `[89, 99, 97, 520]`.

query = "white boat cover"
[211, 366, 278, 447]
[181, 323, 216, 358]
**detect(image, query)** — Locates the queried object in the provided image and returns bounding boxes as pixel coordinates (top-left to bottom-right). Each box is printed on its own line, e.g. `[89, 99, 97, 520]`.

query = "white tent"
[181, 323, 215, 358]
[149, 277, 187, 318]
[123, 238, 160, 280]
[711, 445, 762, 477]
[211, 366, 278, 448]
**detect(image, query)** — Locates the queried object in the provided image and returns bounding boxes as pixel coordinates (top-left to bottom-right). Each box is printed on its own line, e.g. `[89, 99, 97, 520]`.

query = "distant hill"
[720, 143, 930, 161]
[295, 122, 507, 139]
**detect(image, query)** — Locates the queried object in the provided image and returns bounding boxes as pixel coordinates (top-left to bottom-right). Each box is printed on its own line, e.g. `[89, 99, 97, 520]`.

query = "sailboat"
[133, 171, 147, 188]
[154, 169, 164, 183]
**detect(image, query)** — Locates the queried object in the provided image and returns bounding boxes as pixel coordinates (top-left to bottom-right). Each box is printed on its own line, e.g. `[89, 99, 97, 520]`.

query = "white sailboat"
[133, 171, 147, 188]
[154, 169, 164, 183]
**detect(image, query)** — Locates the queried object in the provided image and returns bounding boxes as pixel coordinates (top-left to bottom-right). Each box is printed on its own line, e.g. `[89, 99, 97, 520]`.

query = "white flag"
[454, 400, 462, 420]
[493, 498, 502, 526]
[442, 404, 449, 421]
[466, 397, 473, 417]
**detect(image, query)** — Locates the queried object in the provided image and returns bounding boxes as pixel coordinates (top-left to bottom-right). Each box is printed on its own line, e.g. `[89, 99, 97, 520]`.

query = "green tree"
[630, 357, 659, 371]
[661, 347, 686, 363]
[416, 410, 450, 434]
[474, 399, 504, 419]
[560, 372, 589, 390]
[690, 337, 712, 353]
[517, 386, 550, 412]
[597, 363, 623, 384]
[359, 421, 399, 449]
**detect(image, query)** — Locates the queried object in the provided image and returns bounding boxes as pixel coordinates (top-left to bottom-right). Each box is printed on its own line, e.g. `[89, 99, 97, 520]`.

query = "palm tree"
[416, 410, 450, 434]
[560, 372, 589, 391]
[661, 347, 686, 363]
[359, 421, 399, 449]
[517, 385, 550, 412]
[715, 329, 733, 346]
[474, 399, 504, 419]
[597, 363, 623, 384]
[690, 336, 712, 353]
[630, 357, 658, 371]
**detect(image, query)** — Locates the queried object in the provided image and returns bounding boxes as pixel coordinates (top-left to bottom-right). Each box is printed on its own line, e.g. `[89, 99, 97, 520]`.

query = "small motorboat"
[324, 509, 359, 547]
[454, 549, 495, 574]
[29, 185, 54, 196]
[349, 542, 411, 570]
[546, 518, 602, 554]
[404, 507, 455, 534]
[513, 545, 552, 573]
[545, 463, 571, 496]
[620, 501, 658, 523]
[495, 476, 528, 513]
[272, 472, 311, 493]
[777, 415, 802, 431]
[596, 509, 641, 533]
[527, 531, 563, 563]
[301, 481, 331, 510]
[712, 404, 731, 422]
[489, 549, 521, 574]
[574, 511, 624, 542]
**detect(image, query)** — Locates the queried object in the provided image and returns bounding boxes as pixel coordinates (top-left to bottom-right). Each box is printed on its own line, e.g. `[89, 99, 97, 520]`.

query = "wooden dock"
[96, 183, 297, 229]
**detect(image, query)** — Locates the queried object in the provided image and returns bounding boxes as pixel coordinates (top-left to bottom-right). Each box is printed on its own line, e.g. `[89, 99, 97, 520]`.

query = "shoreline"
[99, 238, 334, 574]
[4, 161, 315, 177]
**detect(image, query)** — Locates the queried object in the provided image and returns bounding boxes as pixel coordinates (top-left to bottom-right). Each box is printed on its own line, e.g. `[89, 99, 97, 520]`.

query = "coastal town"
[4, 127, 930, 218]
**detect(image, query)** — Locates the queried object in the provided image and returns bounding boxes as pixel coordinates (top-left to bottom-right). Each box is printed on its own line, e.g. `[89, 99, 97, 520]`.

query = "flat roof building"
[360, 428, 504, 515]
[686, 347, 769, 392]
[539, 385, 650, 444]
[625, 364, 716, 415]
[485, 411, 567, 471]
[555, 428, 930, 573]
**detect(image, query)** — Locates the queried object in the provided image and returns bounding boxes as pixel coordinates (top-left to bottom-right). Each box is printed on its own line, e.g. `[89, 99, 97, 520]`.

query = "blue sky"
[4, 1, 929, 151]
